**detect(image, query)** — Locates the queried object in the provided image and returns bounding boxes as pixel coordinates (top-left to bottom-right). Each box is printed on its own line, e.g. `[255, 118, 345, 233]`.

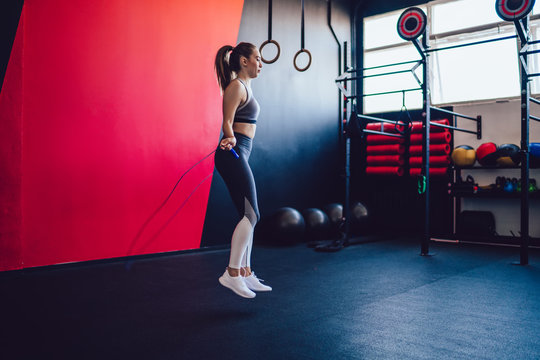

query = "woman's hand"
[220, 137, 237, 151]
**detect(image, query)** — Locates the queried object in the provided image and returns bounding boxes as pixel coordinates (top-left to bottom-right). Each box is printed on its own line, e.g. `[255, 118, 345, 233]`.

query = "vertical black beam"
[343, 41, 348, 148]
[343, 41, 350, 243]
[354, 4, 363, 116]
[327, 0, 343, 151]
[519, 17, 530, 265]
[421, 27, 431, 256]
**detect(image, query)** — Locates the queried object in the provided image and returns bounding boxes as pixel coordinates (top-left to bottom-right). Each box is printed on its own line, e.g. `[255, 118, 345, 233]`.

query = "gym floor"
[2, 237, 539, 360]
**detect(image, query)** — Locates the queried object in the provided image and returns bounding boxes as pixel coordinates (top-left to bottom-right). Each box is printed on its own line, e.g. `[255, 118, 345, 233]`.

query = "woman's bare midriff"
[233, 123, 256, 139]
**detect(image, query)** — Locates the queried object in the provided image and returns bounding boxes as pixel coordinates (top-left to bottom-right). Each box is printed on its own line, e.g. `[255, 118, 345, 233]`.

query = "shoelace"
[251, 273, 265, 282]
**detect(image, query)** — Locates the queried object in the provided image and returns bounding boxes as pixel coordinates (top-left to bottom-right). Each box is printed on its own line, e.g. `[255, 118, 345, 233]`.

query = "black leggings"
[214, 132, 260, 225]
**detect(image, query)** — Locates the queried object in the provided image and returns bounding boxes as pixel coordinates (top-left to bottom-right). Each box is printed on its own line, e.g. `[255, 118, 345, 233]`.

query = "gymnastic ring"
[260, 39, 281, 64]
[293, 48, 312, 72]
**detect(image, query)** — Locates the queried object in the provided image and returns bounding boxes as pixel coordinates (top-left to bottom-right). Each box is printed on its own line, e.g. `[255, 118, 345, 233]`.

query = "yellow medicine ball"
[451, 145, 476, 167]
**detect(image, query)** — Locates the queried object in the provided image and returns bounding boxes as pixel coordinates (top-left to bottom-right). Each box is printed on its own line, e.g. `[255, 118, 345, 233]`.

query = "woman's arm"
[220, 80, 245, 150]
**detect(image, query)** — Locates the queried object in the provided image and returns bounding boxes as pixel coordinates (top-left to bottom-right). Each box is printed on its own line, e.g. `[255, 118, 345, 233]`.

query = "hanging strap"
[268, 0, 272, 40]
[396, 90, 413, 135]
[301, 0, 305, 49]
[260, 0, 281, 64]
[294, 0, 312, 72]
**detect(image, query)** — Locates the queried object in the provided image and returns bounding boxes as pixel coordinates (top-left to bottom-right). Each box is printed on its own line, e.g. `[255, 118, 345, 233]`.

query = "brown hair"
[214, 42, 256, 92]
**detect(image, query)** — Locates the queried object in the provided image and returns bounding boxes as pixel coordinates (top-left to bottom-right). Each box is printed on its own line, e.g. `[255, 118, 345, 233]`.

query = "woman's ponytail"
[215, 45, 234, 92]
[215, 42, 256, 92]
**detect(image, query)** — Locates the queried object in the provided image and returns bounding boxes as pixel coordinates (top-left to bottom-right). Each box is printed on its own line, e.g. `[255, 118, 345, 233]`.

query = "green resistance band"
[418, 175, 426, 194]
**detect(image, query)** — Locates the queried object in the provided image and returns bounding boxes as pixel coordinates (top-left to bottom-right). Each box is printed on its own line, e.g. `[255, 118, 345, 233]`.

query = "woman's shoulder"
[224, 79, 247, 98]
[226, 78, 242, 90]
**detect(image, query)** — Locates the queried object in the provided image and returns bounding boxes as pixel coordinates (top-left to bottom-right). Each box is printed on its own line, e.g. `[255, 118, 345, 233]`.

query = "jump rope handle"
[230, 148, 239, 159]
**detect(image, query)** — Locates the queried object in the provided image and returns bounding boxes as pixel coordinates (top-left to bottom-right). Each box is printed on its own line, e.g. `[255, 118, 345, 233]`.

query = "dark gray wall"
[0, 0, 24, 92]
[202, 0, 352, 246]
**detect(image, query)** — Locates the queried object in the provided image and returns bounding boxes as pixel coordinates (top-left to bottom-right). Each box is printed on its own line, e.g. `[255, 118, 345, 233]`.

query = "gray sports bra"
[234, 79, 260, 124]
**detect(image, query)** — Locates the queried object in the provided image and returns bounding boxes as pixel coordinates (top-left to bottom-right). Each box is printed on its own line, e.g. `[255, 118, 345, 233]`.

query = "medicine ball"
[350, 202, 369, 225]
[496, 143, 520, 167]
[302, 208, 330, 240]
[350, 202, 369, 234]
[271, 207, 305, 245]
[531, 143, 540, 167]
[323, 203, 344, 227]
[476, 142, 498, 166]
[451, 145, 476, 167]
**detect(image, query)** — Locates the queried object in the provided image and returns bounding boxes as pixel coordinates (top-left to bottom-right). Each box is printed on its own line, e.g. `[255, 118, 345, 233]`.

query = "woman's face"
[243, 49, 262, 78]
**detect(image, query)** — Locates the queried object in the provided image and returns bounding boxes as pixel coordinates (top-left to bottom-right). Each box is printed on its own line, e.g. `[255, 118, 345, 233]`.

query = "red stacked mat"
[364, 119, 451, 177]
[365, 124, 406, 176]
[408, 119, 451, 177]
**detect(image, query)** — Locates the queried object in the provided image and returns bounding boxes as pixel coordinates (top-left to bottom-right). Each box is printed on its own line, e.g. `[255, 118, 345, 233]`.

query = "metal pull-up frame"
[400, 0, 538, 263]
[497, 0, 540, 265]
[358, 7, 485, 256]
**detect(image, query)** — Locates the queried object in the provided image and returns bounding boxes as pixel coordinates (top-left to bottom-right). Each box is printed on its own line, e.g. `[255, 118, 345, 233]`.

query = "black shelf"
[451, 191, 540, 199]
[439, 235, 540, 247]
[452, 165, 540, 170]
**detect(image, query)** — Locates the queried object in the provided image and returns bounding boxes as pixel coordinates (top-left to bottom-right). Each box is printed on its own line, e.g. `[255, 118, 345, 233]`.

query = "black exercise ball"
[496, 143, 520, 167]
[271, 207, 305, 245]
[323, 203, 343, 227]
[302, 208, 330, 240]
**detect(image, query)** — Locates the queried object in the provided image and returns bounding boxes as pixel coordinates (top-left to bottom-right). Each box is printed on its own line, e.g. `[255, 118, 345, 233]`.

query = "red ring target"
[496, 0, 535, 21]
[397, 7, 427, 41]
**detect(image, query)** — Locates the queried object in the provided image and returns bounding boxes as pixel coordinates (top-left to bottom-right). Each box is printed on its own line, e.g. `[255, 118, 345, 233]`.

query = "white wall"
[453, 99, 540, 237]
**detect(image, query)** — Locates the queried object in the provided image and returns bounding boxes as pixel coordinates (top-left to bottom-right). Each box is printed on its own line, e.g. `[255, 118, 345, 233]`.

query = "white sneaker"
[244, 272, 272, 292]
[219, 270, 256, 298]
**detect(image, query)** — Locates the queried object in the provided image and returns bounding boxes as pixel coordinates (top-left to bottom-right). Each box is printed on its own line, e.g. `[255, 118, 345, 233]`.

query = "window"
[431, 0, 503, 35]
[363, 7, 426, 113]
[363, 11, 408, 49]
[530, 26, 540, 94]
[363, 45, 423, 114]
[431, 31, 520, 104]
[363, 0, 540, 114]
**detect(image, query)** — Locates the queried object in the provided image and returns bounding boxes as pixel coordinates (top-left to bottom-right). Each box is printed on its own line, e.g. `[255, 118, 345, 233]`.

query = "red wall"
[0, 0, 244, 270]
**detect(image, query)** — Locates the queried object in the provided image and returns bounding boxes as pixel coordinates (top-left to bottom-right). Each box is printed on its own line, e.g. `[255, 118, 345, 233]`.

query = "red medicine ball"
[476, 142, 498, 166]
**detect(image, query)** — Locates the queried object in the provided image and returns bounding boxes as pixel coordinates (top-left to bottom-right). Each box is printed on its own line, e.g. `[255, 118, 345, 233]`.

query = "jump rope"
[125, 147, 239, 267]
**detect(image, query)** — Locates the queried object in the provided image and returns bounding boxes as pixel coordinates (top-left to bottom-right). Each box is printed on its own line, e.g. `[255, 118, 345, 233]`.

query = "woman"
[214, 42, 271, 298]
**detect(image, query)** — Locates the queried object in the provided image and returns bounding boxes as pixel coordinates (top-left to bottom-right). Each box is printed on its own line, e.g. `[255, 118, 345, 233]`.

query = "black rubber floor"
[1, 238, 539, 360]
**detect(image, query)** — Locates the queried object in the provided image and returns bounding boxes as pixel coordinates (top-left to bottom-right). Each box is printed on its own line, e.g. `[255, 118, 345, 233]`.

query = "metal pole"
[363, 129, 405, 138]
[327, 0, 343, 180]
[344, 41, 350, 245]
[429, 106, 479, 121]
[529, 97, 540, 106]
[519, 17, 530, 266]
[363, 59, 421, 71]
[363, 88, 423, 97]
[425, 35, 517, 53]
[421, 27, 431, 256]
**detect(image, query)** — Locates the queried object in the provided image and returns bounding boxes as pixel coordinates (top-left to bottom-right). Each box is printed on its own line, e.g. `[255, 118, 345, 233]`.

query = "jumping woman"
[214, 42, 272, 298]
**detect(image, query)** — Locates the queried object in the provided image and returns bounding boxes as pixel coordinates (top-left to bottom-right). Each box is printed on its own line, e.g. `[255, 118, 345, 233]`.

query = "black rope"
[126, 149, 217, 257]
[136, 173, 213, 253]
